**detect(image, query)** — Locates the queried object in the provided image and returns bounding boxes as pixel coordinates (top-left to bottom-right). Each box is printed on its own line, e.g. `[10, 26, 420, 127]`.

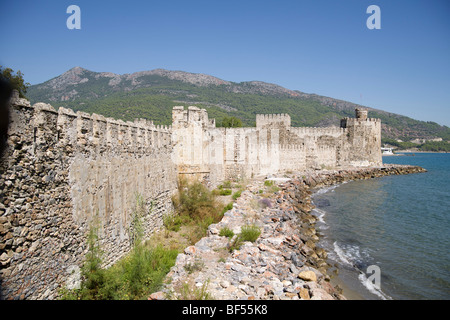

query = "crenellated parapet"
[256, 113, 291, 129]
[340, 108, 381, 128]
[7, 97, 172, 159]
[290, 126, 346, 138]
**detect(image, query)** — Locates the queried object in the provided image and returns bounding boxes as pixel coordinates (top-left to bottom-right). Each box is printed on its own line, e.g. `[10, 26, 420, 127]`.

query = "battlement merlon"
[256, 113, 291, 129]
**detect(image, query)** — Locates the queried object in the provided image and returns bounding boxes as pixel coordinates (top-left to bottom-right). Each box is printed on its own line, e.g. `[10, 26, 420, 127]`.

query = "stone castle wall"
[0, 96, 176, 299]
[172, 106, 382, 186]
[0, 97, 381, 299]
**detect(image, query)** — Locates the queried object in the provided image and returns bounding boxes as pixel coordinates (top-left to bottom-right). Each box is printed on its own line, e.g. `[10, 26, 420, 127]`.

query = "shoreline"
[294, 164, 427, 300]
[152, 164, 427, 300]
[385, 150, 449, 154]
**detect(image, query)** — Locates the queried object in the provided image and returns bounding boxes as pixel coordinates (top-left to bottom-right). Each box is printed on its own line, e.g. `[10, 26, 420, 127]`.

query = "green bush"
[78, 218, 105, 299]
[103, 244, 178, 300]
[219, 227, 235, 238]
[163, 213, 183, 232]
[221, 202, 233, 214]
[172, 179, 225, 244]
[228, 224, 261, 252]
[264, 180, 274, 187]
[61, 240, 178, 300]
[240, 224, 261, 242]
[221, 116, 243, 128]
[178, 280, 213, 300]
[219, 189, 232, 196]
[60, 197, 179, 300]
[222, 181, 232, 189]
[173, 179, 223, 222]
[232, 190, 242, 200]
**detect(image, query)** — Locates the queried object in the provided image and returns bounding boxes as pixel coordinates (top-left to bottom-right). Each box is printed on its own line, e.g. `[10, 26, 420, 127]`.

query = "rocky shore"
[152, 164, 426, 300]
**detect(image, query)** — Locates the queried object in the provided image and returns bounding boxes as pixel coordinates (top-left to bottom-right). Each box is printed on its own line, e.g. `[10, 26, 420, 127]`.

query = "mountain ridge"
[27, 67, 450, 143]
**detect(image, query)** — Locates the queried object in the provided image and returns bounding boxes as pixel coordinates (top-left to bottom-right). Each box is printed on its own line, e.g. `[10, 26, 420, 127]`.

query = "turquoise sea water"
[312, 153, 450, 300]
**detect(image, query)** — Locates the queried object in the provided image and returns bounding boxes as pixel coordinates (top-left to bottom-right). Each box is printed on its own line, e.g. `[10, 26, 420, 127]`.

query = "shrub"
[106, 244, 178, 299]
[269, 185, 280, 193]
[264, 180, 279, 193]
[228, 224, 261, 252]
[68, 242, 179, 300]
[163, 212, 183, 232]
[221, 202, 233, 214]
[264, 180, 274, 187]
[79, 217, 105, 299]
[173, 179, 222, 222]
[219, 227, 234, 238]
[172, 179, 225, 244]
[258, 198, 272, 209]
[232, 190, 242, 200]
[184, 258, 204, 274]
[222, 180, 232, 189]
[240, 224, 261, 242]
[61, 197, 179, 300]
[178, 280, 212, 300]
[219, 189, 232, 196]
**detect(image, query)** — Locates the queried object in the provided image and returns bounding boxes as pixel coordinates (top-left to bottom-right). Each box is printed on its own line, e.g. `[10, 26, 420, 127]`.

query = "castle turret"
[172, 106, 215, 129]
[355, 108, 368, 120]
[340, 108, 382, 166]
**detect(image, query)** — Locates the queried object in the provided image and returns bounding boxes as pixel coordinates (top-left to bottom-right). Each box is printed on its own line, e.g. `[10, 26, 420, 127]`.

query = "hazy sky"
[1, 0, 449, 126]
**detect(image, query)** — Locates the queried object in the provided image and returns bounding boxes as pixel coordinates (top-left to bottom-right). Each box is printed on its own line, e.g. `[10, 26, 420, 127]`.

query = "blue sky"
[1, 0, 449, 126]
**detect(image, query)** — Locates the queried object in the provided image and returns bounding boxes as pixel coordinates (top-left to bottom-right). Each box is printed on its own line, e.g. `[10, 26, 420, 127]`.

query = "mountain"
[27, 67, 450, 144]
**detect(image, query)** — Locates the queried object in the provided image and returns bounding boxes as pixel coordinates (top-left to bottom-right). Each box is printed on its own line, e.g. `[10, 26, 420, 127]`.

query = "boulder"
[298, 270, 317, 282]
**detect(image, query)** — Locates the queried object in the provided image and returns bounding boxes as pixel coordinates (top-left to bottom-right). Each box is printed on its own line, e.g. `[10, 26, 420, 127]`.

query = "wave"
[314, 184, 339, 195]
[358, 272, 392, 300]
[332, 241, 392, 300]
[333, 241, 353, 266]
[312, 208, 327, 225]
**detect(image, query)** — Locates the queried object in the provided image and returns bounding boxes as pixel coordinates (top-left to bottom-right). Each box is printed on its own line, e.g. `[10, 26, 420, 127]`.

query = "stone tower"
[355, 108, 368, 120]
[340, 108, 382, 166]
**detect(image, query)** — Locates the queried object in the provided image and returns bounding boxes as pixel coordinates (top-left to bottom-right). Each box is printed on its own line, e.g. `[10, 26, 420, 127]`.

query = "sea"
[311, 153, 450, 300]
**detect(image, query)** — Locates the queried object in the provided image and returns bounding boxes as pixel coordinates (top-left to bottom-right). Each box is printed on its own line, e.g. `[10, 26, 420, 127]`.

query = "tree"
[221, 116, 242, 128]
[0, 66, 30, 99]
[0, 78, 12, 157]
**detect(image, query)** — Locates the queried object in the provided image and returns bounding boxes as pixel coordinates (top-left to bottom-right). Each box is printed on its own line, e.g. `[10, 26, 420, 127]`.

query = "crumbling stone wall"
[0, 96, 176, 299]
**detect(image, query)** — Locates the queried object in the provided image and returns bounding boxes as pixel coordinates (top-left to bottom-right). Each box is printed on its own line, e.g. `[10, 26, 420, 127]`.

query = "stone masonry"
[0, 94, 176, 299]
[172, 106, 381, 186]
[0, 93, 381, 299]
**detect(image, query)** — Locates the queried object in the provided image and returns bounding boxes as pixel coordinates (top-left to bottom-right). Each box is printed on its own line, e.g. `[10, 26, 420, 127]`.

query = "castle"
[172, 105, 381, 186]
[0, 93, 381, 299]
